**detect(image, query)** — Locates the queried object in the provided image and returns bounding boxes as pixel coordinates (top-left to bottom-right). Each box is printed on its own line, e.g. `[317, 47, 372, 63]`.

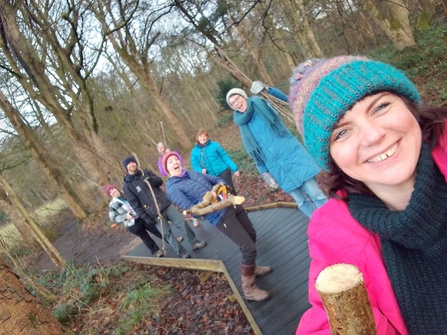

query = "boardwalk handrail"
[245, 201, 297, 212]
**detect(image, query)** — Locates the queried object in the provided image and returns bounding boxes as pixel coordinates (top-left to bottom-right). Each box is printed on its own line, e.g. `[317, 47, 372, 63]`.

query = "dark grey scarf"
[347, 143, 447, 335]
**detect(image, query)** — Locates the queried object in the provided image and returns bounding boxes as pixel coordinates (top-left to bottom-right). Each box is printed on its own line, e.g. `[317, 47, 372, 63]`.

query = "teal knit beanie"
[288, 56, 421, 171]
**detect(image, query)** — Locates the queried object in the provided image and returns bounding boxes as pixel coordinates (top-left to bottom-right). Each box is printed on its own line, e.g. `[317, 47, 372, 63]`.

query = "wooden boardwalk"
[124, 204, 311, 335]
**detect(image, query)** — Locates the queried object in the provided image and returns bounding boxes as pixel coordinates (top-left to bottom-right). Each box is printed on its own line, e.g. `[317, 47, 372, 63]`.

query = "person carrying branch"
[156, 142, 183, 177]
[227, 82, 327, 218]
[162, 151, 272, 302]
[122, 156, 206, 258]
[288, 56, 447, 334]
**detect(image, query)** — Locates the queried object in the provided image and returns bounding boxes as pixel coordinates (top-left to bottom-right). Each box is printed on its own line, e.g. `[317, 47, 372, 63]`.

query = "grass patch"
[217, 113, 234, 127]
[116, 282, 170, 335]
[227, 145, 257, 175]
[0, 198, 67, 251]
[33, 262, 170, 333]
[33, 198, 68, 224]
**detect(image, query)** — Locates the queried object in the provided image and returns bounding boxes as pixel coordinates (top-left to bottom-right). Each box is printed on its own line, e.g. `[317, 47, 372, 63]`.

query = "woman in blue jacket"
[191, 129, 240, 193]
[227, 82, 327, 218]
[162, 151, 272, 302]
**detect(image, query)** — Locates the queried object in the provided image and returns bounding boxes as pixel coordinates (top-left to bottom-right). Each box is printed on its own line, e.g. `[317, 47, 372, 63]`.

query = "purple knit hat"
[103, 184, 118, 196]
[288, 55, 420, 171]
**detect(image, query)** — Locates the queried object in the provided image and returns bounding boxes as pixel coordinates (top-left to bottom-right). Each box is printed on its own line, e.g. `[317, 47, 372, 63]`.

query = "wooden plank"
[124, 206, 313, 335]
[122, 255, 224, 272]
[220, 265, 263, 335]
[245, 202, 298, 212]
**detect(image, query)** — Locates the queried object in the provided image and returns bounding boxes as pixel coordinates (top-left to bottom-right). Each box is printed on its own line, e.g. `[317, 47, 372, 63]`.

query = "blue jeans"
[289, 178, 327, 218]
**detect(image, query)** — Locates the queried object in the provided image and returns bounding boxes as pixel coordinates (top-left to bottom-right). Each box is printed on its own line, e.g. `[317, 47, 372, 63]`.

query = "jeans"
[289, 177, 327, 218]
[216, 205, 257, 266]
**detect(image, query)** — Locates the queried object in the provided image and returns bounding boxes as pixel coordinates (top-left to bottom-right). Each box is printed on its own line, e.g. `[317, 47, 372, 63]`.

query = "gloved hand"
[250, 81, 266, 94]
[262, 172, 279, 190]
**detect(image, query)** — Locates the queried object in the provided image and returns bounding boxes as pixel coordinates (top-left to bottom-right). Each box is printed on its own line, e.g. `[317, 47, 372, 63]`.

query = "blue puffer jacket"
[191, 140, 238, 176]
[166, 171, 227, 226]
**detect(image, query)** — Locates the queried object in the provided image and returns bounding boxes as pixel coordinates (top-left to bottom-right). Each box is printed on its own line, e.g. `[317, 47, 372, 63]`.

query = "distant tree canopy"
[0, 0, 444, 225]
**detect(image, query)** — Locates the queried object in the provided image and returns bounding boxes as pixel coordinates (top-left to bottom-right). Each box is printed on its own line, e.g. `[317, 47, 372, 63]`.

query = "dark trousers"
[216, 205, 256, 266]
[218, 168, 237, 195]
[129, 218, 162, 254]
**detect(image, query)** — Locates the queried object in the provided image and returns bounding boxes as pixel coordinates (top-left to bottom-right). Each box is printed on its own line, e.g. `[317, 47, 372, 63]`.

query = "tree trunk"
[0, 174, 66, 269]
[293, 0, 324, 58]
[94, 2, 193, 150]
[384, 0, 416, 49]
[0, 3, 110, 190]
[316, 263, 376, 335]
[280, 0, 324, 59]
[227, 8, 273, 85]
[0, 90, 88, 219]
[258, 2, 296, 69]
[362, 0, 415, 50]
[0, 258, 66, 334]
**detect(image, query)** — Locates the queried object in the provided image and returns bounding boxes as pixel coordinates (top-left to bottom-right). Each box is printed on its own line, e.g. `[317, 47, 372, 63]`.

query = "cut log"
[315, 263, 377, 335]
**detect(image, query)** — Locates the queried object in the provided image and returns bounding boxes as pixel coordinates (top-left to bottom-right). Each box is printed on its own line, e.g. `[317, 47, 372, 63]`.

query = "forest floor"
[27, 122, 295, 335]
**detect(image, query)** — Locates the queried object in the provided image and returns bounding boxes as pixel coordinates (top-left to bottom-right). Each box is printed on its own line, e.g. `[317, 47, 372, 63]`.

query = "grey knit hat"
[226, 88, 248, 108]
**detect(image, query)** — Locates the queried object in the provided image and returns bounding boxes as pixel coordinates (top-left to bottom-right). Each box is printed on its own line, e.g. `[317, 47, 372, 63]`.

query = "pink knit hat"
[103, 184, 118, 196]
[161, 151, 183, 176]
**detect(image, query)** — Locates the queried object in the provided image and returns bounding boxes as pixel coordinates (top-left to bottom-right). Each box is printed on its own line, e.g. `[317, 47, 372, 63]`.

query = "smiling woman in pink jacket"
[288, 56, 447, 335]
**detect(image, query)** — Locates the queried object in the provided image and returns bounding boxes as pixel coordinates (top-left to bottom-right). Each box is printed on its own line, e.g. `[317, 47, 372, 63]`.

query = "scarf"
[347, 143, 447, 335]
[196, 139, 208, 148]
[233, 97, 287, 166]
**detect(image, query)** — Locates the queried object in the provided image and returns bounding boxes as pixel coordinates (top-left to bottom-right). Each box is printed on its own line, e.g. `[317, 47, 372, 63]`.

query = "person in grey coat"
[227, 82, 327, 218]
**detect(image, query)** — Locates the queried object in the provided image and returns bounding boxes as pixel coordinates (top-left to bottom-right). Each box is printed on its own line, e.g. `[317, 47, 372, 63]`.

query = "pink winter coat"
[297, 132, 447, 335]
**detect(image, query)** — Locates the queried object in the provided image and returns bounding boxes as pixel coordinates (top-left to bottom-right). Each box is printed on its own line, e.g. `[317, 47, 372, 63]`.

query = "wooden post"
[316, 263, 377, 335]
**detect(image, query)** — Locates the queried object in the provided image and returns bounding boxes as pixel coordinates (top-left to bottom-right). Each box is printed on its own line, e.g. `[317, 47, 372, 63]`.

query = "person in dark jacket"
[122, 156, 206, 258]
[190, 129, 240, 193]
[227, 82, 327, 218]
[162, 151, 272, 302]
[104, 184, 164, 257]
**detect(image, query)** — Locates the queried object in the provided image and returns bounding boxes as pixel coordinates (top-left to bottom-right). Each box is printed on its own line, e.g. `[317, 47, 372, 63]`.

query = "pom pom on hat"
[122, 156, 137, 169]
[288, 55, 421, 171]
[103, 184, 118, 196]
[161, 151, 183, 176]
[226, 88, 248, 108]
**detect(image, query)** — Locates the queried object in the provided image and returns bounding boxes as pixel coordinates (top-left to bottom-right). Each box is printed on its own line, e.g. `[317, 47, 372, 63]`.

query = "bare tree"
[92, 0, 193, 149]
[0, 1, 110, 190]
[0, 173, 66, 269]
[0, 90, 88, 219]
[360, 0, 415, 50]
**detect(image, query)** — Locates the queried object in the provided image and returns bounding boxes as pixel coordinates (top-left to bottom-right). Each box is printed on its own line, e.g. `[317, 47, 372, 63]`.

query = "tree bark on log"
[316, 263, 376, 335]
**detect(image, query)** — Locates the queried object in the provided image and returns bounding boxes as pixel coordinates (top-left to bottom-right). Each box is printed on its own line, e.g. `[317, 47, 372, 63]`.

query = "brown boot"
[254, 265, 273, 277]
[240, 264, 271, 302]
